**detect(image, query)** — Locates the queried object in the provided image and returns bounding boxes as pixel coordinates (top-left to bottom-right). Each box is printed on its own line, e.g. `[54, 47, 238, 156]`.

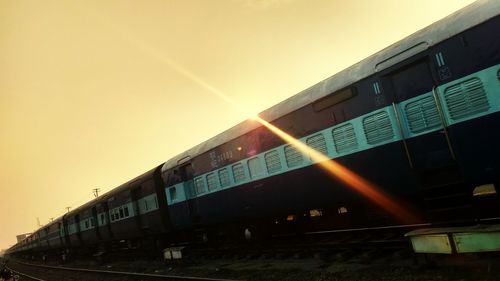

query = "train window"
[265, 150, 282, 173]
[194, 177, 206, 194]
[144, 200, 149, 211]
[90, 218, 94, 227]
[332, 123, 358, 153]
[232, 163, 246, 183]
[155, 196, 158, 208]
[218, 168, 230, 187]
[363, 111, 395, 144]
[284, 145, 303, 168]
[404, 96, 440, 133]
[169, 187, 177, 201]
[248, 157, 263, 178]
[119, 208, 124, 218]
[312, 87, 355, 112]
[443, 77, 489, 120]
[100, 214, 105, 224]
[306, 133, 328, 157]
[206, 173, 218, 191]
[124, 206, 129, 217]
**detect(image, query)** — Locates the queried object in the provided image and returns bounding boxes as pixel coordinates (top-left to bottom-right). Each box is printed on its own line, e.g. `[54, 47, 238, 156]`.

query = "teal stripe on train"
[165, 64, 500, 206]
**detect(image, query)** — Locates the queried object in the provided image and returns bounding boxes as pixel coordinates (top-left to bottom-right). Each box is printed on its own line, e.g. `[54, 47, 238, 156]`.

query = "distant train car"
[6, 0, 500, 258]
[104, 165, 170, 247]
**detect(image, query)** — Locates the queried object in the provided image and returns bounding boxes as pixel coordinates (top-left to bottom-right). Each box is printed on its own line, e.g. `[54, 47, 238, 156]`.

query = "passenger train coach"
[7, 0, 500, 257]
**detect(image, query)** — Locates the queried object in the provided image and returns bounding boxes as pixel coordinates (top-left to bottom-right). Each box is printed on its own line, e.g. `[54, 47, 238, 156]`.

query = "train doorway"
[389, 59, 458, 181]
[179, 163, 200, 223]
[388, 58, 470, 222]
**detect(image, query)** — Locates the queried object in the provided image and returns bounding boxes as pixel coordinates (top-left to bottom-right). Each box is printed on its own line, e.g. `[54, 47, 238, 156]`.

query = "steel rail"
[13, 261, 244, 281]
[6, 266, 46, 281]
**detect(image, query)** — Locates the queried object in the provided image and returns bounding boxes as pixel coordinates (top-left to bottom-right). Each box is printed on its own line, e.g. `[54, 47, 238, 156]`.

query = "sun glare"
[254, 116, 421, 223]
[106, 17, 420, 224]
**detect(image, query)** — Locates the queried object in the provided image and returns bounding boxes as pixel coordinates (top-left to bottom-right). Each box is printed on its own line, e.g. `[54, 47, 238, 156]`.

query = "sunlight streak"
[254, 116, 421, 223]
[91, 8, 420, 223]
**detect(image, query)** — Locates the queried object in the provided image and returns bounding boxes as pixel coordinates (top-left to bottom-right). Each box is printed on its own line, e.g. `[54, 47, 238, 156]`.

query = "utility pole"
[92, 188, 101, 198]
[65, 207, 71, 213]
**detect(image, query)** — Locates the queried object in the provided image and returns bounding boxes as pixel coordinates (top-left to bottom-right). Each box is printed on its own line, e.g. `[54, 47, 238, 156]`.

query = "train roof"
[64, 164, 162, 217]
[162, 0, 500, 172]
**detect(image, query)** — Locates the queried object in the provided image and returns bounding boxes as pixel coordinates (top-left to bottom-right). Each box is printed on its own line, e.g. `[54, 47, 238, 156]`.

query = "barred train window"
[404, 96, 440, 133]
[306, 133, 328, 157]
[218, 168, 230, 187]
[248, 157, 263, 178]
[232, 163, 246, 183]
[284, 145, 303, 168]
[206, 173, 218, 191]
[124, 206, 129, 217]
[194, 177, 206, 194]
[332, 123, 358, 153]
[265, 150, 281, 173]
[443, 77, 489, 120]
[363, 111, 394, 144]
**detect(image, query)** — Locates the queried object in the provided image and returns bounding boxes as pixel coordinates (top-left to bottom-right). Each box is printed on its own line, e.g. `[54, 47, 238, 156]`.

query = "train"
[6, 0, 500, 258]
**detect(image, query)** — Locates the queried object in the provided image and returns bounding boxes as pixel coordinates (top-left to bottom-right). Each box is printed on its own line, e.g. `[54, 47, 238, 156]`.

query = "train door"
[92, 206, 101, 240]
[58, 222, 64, 245]
[179, 163, 200, 223]
[103, 201, 114, 238]
[387, 58, 470, 221]
[131, 187, 148, 231]
[75, 214, 83, 246]
[62, 218, 71, 247]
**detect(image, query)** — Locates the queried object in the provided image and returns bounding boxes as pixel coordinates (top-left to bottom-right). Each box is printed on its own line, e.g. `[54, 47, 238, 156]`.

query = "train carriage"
[105, 165, 169, 245]
[76, 207, 100, 247]
[6, 0, 500, 258]
[44, 219, 63, 250]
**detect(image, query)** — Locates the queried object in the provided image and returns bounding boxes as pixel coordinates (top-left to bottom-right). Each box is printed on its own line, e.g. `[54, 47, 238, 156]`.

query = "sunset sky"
[0, 0, 477, 249]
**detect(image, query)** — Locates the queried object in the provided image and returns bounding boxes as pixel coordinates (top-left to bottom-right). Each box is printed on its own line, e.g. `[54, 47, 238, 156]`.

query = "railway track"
[7, 260, 244, 281]
[5, 266, 42, 280]
[184, 225, 414, 262]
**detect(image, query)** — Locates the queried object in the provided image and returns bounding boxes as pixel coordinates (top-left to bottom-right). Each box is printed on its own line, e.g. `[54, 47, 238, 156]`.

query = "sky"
[0, 0, 477, 250]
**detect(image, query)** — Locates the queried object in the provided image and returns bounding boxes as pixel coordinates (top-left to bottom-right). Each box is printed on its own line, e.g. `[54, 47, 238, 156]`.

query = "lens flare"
[254, 116, 420, 223]
[92, 9, 420, 224]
